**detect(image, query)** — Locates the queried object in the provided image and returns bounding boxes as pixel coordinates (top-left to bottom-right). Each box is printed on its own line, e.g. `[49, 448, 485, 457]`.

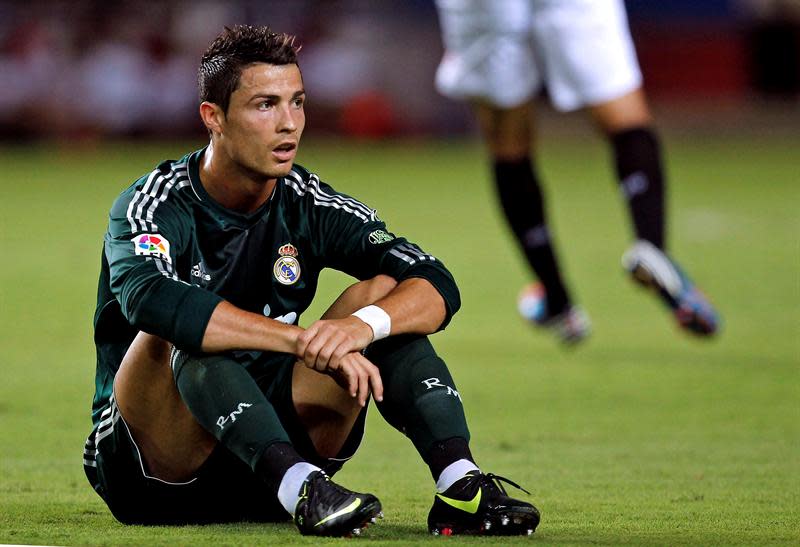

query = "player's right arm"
[203, 299, 383, 406]
[105, 178, 301, 355]
[200, 300, 301, 354]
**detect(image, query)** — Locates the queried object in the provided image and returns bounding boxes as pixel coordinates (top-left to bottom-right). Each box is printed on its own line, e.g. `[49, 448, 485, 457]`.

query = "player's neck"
[200, 143, 277, 214]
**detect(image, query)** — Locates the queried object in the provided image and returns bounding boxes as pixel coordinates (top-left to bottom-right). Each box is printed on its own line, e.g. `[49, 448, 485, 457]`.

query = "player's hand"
[296, 316, 374, 372]
[324, 351, 384, 406]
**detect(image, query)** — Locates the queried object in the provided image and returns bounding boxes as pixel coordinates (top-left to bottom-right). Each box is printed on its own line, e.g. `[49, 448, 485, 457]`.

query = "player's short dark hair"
[198, 25, 301, 113]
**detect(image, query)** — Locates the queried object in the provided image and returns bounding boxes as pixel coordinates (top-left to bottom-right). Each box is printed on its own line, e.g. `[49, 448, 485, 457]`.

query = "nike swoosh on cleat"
[315, 498, 362, 527]
[436, 489, 482, 514]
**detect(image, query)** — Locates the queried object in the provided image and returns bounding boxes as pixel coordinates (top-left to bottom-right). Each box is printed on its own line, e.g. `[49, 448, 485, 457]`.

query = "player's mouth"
[272, 142, 297, 163]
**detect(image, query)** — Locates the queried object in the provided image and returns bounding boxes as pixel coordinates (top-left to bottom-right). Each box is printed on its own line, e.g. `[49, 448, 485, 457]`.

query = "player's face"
[221, 63, 305, 180]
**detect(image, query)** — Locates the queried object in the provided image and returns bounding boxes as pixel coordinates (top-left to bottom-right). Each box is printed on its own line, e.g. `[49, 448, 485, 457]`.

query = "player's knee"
[485, 133, 531, 161]
[590, 88, 653, 135]
[368, 333, 435, 367]
[369, 335, 459, 396]
[292, 361, 361, 422]
[171, 348, 212, 385]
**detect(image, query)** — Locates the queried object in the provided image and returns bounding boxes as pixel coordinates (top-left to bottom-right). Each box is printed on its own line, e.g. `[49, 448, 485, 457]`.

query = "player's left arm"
[298, 275, 447, 369]
[360, 276, 447, 334]
[296, 175, 459, 370]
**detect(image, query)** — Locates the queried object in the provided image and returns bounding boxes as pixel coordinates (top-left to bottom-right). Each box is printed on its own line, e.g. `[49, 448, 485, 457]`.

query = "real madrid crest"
[273, 243, 301, 285]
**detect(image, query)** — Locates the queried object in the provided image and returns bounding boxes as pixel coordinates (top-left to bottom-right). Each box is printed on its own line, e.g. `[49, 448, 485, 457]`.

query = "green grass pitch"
[1, 132, 798, 545]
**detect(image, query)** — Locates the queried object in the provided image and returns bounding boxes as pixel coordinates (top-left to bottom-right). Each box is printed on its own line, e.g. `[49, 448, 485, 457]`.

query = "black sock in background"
[611, 127, 666, 250]
[493, 158, 570, 314]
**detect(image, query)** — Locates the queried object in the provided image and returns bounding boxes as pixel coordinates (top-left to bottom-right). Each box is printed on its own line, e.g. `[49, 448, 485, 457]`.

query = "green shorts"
[83, 354, 367, 525]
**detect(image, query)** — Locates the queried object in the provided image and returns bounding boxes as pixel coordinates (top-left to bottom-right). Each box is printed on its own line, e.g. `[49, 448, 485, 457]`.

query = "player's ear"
[199, 101, 225, 136]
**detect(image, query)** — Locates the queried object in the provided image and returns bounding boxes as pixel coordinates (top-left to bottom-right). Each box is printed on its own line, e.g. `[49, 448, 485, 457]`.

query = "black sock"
[367, 335, 473, 481]
[254, 442, 305, 493]
[611, 127, 666, 249]
[493, 158, 570, 314]
[172, 351, 299, 488]
[426, 437, 475, 481]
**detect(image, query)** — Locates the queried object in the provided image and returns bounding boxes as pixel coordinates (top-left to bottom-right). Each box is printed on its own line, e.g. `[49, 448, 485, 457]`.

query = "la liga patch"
[132, 233, 172, 263]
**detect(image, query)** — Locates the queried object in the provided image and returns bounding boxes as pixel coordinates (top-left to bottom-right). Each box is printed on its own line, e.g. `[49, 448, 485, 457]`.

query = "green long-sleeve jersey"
[91, 147, 460, 426]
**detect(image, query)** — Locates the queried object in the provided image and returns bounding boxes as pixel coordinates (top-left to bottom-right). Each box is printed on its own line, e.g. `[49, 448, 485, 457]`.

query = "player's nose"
[277, 105, 299, 133]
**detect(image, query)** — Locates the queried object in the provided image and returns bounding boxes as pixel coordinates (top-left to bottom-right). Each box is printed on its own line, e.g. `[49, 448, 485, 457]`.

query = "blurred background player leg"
[571, 6, 720, 336]
[435, 0, 590, 344]
[532, 0, 721, 338]
[590, 89, 720, 335]
[473, 101, 591, 344]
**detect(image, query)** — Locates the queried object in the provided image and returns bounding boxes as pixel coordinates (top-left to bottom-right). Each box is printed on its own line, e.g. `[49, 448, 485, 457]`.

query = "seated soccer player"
[83, 25, 539, 537]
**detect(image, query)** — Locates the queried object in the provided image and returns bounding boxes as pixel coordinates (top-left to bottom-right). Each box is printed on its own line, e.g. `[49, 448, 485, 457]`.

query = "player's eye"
[292, 97, 305, 108]
[258, 100, 274, 110]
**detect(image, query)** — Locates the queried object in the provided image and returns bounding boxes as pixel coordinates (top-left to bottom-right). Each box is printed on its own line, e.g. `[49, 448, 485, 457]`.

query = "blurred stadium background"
[1, 0, 799, 139]
[1, 1, 799, 544]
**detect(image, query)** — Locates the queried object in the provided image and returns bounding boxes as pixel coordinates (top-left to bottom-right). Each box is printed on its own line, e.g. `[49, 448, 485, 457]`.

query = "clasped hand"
[296, 316, 383, 406]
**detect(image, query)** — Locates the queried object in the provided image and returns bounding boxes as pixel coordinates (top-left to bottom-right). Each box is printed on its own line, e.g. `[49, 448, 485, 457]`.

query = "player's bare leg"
[293, 274, 397, 458]
[288, 275, 395, 535]
[588, 87, 653, 133]
[472, 101, 534, 160]
[114, 332, 215, 482]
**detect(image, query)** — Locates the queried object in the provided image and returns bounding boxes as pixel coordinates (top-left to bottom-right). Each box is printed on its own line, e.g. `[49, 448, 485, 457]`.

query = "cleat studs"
[370, 517, 377, 524]
[378, 511, 384, 519]
[527, 528, 534, 536]
[431, 529, 440, 536]
[501, 515, 510, 526]
[351, 527, 361, 536]
[483, 520, 492, 530]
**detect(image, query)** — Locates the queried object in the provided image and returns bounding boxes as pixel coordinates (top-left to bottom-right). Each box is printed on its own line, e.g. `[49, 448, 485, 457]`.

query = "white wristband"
[352, 305, 391, 341]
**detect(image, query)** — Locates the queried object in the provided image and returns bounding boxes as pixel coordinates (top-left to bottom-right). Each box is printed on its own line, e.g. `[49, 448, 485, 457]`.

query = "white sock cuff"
[436, 459, 480, 492]
[277, 462, 321, 516]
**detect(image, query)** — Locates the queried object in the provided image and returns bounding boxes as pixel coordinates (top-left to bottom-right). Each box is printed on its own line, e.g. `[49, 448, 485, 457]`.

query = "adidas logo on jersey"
[191, 262, 211, 282]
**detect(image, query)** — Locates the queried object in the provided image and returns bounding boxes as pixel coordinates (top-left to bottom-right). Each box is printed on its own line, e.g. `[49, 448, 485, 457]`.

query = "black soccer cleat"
[428, 471, 540, 536]
[294, 471, 383, 537]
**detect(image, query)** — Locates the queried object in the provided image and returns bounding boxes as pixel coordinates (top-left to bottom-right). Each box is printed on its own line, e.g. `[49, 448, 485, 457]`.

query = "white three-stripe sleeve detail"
[127, 169, 159, 232]
[145, 174, 189, 227]
[150, 257, 191, 286]
[389, 248, 416, 265]
[133, 169, 177, 232]
[284, 171, 376, 223]
[284, 178, 368, 221]
[126, 163, 187, 234]
[153, 257, 177, 280]
[135, 169, 175, 230]
[309, 174, 376, 220]
[397, 243, 436, 262]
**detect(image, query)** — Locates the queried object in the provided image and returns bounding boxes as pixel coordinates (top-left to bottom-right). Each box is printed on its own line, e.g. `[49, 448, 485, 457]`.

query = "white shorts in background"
[435, 0, 643, 111]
